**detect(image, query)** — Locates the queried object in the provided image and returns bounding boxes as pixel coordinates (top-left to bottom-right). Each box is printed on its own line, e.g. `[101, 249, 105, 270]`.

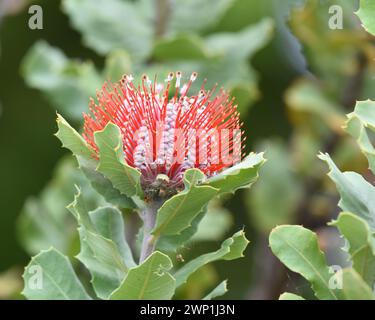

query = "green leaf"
[156, 209, 206, 252]
[205, 18, 274, 60]
[174, 230, 249, 288]
[247, 140, 302, 232]
[342, 268, 374, 300]
[152, 169, 219, 237]
[157, 200, 232, 252]
[21, 41, 101, 120]
[168, 0, 236, 34]
[62, 0, 153, 62]
[110, 251, 175, 300]
[90, 206, 136, 269]
[205, 152, 265, 194]
[152, 34, 209, 60]
[319, 153, 375, 230]
[269, 225, 342, 300]
[94, 123, 143, 200]
[330, 212, 375, 287]
[55, 114, 95, 159]
[68, 190, 129, 299]
[356, 0, 375, 36]
[279, 292, 305, 300]
[22, 248, 91, 300]
[56, 114, 136, 209]
[345, 100, 375, 174]
[203, 280, 228, 300]
[346, 100, 375, 132]
[79, 158, 136, 209]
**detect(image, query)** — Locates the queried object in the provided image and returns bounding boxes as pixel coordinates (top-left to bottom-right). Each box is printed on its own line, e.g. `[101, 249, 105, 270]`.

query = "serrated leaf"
[174, 230, 248, 288]
[346, 100, 375, 132]
[94, 123, 143, 200]
[68, 190, 129, 299]
[56, 114, 136, 209]
[62, 0, 153, 62]
[203, 280, 228, 300]
[23, 248, 91, 300]
[319, 153, 375, 230]
[342, 268, 374, 300]
[55, 114, 95, 159]
[269, 225, 342, 300]
[356, 0, 375, 36]
[330, 212, 375, 287]
[152, 169, 219, 237]
[205, 152, 265, 194]
[345, 100, 375, 174]
[110, 251, 175, 300]
[22, 41, 101, 120]
[279, 292, 305, 300]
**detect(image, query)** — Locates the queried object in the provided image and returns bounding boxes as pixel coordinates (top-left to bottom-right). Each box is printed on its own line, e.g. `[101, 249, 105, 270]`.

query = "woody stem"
[139, 201, 162, 263]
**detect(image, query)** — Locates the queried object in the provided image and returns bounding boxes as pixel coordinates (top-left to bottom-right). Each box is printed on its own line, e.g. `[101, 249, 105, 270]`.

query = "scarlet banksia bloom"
[83, 72, 245, 197]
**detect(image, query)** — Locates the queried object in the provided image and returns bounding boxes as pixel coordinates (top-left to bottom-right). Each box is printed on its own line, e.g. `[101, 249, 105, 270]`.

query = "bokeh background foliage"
[0, 0, 373, 299]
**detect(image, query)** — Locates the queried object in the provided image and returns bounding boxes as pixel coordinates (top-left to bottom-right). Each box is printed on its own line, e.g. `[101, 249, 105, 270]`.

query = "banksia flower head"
[83, 72, 245, 198]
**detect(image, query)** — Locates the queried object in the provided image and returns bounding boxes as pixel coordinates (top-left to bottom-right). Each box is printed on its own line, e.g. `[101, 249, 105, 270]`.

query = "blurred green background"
[0, 0, 373, 299]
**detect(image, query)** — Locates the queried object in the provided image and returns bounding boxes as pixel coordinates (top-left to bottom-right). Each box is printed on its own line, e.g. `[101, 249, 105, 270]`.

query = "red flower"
[83, 72, 245, 193]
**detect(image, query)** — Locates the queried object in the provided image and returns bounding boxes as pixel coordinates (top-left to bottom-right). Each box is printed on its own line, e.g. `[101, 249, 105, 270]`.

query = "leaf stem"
[139, 201, 162, 263]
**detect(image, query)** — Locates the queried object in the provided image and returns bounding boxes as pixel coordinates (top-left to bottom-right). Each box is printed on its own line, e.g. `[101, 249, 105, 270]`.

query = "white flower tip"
[165, 72, 174, 82]
[190, 72, 198, 81]
[175, 71, 182, 88]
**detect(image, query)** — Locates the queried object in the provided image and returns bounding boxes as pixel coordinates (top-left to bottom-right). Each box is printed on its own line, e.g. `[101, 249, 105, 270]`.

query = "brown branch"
[154, 0, 170, 38]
